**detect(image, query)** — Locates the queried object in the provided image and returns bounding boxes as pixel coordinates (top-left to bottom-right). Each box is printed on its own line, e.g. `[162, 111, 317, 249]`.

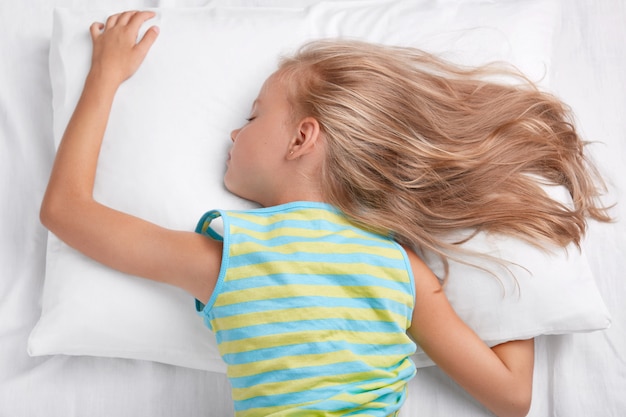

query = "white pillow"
[411, 183, 612, 367]
[30, 0, 611, 372]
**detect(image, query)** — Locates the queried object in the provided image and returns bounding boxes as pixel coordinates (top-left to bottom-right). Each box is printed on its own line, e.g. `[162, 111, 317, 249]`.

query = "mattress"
[0, 1, 624, 416]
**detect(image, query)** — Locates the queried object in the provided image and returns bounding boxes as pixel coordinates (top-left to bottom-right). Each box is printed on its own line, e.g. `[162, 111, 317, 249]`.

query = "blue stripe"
[234, 385, 339, 411]
[228, 251, 407, 270]
[210, 296, 412, 321]
[215, 318, 404, 343]
[301, 400, 364, 413]
[339, 392, 404, 416]
[229, 229, 393, 249]
[218, 272, 412, 293]
[307, 391, 404, 416]
[230, 361, 370, 389]
[222, 340, 416, 366]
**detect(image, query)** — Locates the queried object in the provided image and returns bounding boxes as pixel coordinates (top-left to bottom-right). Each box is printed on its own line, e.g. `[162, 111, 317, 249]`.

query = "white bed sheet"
[0, 1, 624, 416]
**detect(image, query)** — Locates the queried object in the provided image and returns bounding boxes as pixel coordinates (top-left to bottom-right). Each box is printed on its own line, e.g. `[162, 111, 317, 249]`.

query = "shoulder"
[402, 246, 441, 289]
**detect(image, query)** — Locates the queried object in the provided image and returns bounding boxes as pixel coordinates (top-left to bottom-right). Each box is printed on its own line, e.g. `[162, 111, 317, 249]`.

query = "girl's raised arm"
[40, 11, 221, 303]
[405, 247, 534, 417]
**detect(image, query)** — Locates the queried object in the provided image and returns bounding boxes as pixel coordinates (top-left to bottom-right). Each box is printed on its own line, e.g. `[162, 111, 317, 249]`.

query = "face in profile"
[225, 73, 296, 206]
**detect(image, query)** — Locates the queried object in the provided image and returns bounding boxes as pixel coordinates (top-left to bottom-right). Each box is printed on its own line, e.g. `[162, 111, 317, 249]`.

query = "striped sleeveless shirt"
[195, 201, 416, 416]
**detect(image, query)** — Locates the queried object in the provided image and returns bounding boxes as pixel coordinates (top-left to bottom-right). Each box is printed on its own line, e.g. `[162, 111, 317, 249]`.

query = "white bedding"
[1, 0, 624, 416]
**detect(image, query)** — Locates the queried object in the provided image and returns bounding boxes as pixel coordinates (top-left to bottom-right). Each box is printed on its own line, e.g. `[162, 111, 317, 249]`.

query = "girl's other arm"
[40, 11, 220, 303]
[405, 247, 534, 417]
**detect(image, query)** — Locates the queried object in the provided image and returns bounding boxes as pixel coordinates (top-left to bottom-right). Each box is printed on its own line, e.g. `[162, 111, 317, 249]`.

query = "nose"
[230, 128, 240, 142]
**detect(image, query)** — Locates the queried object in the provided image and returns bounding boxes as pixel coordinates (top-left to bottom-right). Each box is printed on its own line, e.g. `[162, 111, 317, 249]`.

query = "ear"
[287, 117, 321, 160]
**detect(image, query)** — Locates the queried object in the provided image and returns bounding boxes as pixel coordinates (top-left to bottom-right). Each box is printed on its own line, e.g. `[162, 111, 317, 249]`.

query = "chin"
[223, 178, 238, 196]
[223, 180, 258, 205]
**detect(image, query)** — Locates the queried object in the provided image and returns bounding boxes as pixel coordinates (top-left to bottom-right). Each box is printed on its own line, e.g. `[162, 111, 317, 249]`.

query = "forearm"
[471, 340, 534, 417]
[425, 331, 534, 417]
[40, 73, 119, 239]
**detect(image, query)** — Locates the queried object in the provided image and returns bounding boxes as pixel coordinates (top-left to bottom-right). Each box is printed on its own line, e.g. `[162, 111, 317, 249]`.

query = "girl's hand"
[89, 10, 159, 88]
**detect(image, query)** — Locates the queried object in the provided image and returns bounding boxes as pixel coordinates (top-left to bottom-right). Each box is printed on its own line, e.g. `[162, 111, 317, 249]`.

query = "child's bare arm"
[40, 11, 220, 303]
[405, 247, 534, 417]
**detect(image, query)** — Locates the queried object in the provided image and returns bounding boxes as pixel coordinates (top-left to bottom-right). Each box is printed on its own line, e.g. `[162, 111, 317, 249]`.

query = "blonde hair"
[277, 39, 611, 268]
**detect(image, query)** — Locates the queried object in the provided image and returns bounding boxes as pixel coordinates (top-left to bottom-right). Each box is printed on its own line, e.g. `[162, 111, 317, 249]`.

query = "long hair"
[277, 39, 611, 269]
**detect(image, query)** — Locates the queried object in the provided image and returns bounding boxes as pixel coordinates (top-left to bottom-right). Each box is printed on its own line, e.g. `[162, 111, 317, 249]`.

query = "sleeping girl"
[40, 11, 610, 417]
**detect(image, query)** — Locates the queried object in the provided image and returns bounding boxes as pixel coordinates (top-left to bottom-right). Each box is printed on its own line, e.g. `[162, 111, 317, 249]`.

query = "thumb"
[89, 22, 104, 42]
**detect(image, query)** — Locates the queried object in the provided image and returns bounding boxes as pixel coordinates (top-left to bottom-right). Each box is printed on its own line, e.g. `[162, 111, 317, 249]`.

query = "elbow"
[511, 373, 533, 417]
[39, 194, 55, 230]
[40, 194, 62, 233]
[39, 192, 78, 234]
[516, 393, 532, 417]
[498, 388, 532, 417]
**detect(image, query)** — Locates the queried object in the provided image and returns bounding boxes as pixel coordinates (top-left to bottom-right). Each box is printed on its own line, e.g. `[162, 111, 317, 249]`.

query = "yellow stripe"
[218, 329, 412, 356]
[214, 306, 407, 331]
[230, 225, 387, 245]
[236, 401, 319, 417]
[357, 368, 414, 392]
[231, 240, 402, 260]
[228, 350, 409, 379]
[226, 261, 409, 282]
[240, 407, 380, 417]
[213, 284, 413, 308]
[230, 208, 356, 228]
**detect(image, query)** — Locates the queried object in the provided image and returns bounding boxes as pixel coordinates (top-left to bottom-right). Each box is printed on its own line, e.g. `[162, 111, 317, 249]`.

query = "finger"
[89, 22, 104, 41]
[127, 10, 157, 32]
[135, 25, 159, 56]
[117, 10, 139, 26]
[105, 13, 120, 29]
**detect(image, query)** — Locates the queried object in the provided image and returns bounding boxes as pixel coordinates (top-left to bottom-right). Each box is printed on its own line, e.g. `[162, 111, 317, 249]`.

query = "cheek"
[228, 138, 260, 178]
[231, 140, 257, 164]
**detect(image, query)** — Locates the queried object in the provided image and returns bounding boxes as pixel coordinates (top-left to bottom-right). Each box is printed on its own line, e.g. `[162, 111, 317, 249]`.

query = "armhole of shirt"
[194, 210, 230, 321]
[393, 241, 416, 328]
